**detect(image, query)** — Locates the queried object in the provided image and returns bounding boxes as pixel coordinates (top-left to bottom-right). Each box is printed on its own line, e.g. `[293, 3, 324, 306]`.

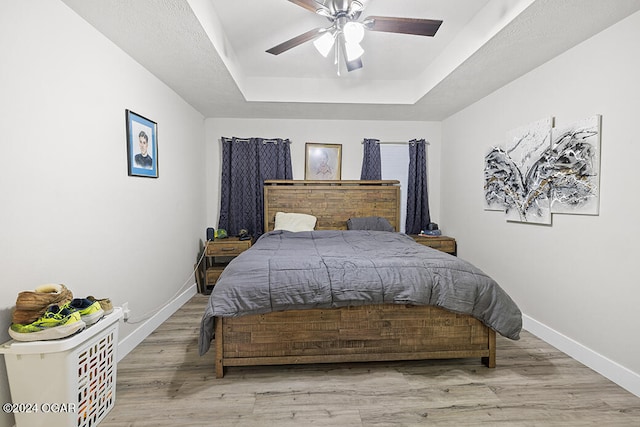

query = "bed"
[199, 180, 522, 378]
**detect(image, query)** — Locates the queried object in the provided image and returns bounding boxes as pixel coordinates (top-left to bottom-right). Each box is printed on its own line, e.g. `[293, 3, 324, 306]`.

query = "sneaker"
[87, 296, 114, 315]
[13, 284, 73, 325]
[9, 305, 86, 342]
[62, 298, 104, 326]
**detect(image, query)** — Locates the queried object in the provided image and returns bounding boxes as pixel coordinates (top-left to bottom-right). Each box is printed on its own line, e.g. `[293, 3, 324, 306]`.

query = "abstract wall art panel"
[484, 117, 553, 224]
[484, 115, 601, 225]
[484, 145, 510, 212]
[549, 115, 601, 215]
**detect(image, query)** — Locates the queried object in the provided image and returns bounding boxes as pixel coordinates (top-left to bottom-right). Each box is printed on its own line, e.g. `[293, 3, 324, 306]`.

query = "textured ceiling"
[60, 0, 640, 120]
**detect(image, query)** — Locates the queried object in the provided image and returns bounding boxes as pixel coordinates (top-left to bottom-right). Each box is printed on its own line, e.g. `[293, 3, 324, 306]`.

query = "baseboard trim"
[523, 314, 640, 398]
[117, 284, 197, 362]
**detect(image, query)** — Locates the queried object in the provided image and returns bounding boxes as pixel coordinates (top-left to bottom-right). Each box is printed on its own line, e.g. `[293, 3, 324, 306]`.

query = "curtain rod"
[223, 137, 291, 144]
[361, 140, 430, 145]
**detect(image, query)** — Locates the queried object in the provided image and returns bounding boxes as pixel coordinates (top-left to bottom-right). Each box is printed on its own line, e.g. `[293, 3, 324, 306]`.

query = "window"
[380, 144, 408, 232]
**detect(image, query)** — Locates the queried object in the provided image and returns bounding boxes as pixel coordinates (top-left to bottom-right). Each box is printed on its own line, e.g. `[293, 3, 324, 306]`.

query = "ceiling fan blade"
[287, 0, 329, 14]
[364, 16, 443, 37]
[266, 28, 326, 55]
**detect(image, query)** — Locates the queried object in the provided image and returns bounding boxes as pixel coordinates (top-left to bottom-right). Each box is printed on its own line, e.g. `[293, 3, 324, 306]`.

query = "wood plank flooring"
[100, 294, 640, 426]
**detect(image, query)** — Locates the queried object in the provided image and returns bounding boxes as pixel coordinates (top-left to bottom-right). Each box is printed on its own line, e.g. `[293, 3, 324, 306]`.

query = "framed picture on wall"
[126, 109, 158, 178]
[305, 143, 342, 180]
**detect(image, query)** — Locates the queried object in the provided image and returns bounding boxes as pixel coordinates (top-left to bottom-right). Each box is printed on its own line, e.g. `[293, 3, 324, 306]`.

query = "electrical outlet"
[122, 302, 130, 321]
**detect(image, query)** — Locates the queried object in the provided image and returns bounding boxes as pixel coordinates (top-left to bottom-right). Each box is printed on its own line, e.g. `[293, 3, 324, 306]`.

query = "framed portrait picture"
[126, 109, 158, 178]
[305, 143, 342, 180]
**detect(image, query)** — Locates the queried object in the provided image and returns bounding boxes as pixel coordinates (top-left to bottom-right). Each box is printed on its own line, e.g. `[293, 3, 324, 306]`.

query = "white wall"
[205, 118, 442, 231]
[441, 11, 640, 393]
[0, 2, 206, 425]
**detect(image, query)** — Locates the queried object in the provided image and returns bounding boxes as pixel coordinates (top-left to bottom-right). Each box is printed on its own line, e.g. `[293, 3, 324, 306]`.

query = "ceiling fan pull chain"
[335, 40, 341, 76]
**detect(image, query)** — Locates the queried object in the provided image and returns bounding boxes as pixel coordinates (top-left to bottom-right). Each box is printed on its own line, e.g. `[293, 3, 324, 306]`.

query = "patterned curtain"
[218, 137, 292, 237]
[405, 139, 431, 234]
[360, 138, 382, 180]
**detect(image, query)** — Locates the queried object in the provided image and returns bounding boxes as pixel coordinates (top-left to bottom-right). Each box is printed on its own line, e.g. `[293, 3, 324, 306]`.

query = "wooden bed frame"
[213, 180, 496, 378]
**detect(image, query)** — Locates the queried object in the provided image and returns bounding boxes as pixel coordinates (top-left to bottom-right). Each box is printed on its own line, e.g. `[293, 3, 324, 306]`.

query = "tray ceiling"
[60, 0, 640, 120]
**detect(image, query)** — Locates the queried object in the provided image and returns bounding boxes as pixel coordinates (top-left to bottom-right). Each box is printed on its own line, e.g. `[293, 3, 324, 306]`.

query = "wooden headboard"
[263, 180, 401, 232]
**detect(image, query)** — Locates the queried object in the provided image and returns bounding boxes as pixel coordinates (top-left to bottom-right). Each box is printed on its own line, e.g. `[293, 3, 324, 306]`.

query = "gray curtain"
[218, 137, 292, 237]
[405, 139, 431, 234]
[360, 138, 381, 180]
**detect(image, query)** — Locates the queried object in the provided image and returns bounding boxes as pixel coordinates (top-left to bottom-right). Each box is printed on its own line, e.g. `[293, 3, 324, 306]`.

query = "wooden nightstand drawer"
[200, 266, 225, 295]
[206, 239, 251, 257]
[206, 265, 225, 285]
[410, 235, 457, 255]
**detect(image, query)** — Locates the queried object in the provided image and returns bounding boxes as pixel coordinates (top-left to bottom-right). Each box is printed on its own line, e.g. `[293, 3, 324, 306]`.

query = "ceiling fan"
[266, 0, 443, 73]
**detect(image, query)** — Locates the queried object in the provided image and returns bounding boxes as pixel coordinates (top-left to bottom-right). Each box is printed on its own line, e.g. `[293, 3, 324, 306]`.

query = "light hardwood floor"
[101, 295, 640, 426]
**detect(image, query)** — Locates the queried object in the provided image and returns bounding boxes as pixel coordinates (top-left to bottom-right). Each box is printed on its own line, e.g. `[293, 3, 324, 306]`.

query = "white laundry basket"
[0, 308, 122, 427]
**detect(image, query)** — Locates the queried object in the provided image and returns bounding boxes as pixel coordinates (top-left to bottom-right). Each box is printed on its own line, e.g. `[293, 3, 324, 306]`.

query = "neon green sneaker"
[9, 305, 86, 342]
[61, 298, 105, 326]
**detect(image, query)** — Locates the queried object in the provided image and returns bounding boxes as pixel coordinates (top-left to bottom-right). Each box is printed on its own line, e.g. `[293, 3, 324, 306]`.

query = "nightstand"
[410, 235, 457, 256]
[202, 237, 252, 294]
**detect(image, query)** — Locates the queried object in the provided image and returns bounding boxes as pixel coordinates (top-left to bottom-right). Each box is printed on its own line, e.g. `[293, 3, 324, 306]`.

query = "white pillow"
[274, 212, 317, 232]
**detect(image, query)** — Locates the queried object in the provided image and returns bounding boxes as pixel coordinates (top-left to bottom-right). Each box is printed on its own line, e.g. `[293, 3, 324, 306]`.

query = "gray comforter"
[199, 230, 522, 355]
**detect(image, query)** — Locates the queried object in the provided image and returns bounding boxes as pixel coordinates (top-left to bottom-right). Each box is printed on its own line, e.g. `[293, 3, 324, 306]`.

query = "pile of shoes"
[8, 284, 113, 342]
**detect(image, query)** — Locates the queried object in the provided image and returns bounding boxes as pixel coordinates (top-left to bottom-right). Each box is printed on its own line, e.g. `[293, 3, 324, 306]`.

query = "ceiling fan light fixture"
[343, 21, 365, 44]
[348, 1, 364, 15]
[344, 41, 364, 61]
[313, 31, 335, 57]
[316, 8, 333, 19]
